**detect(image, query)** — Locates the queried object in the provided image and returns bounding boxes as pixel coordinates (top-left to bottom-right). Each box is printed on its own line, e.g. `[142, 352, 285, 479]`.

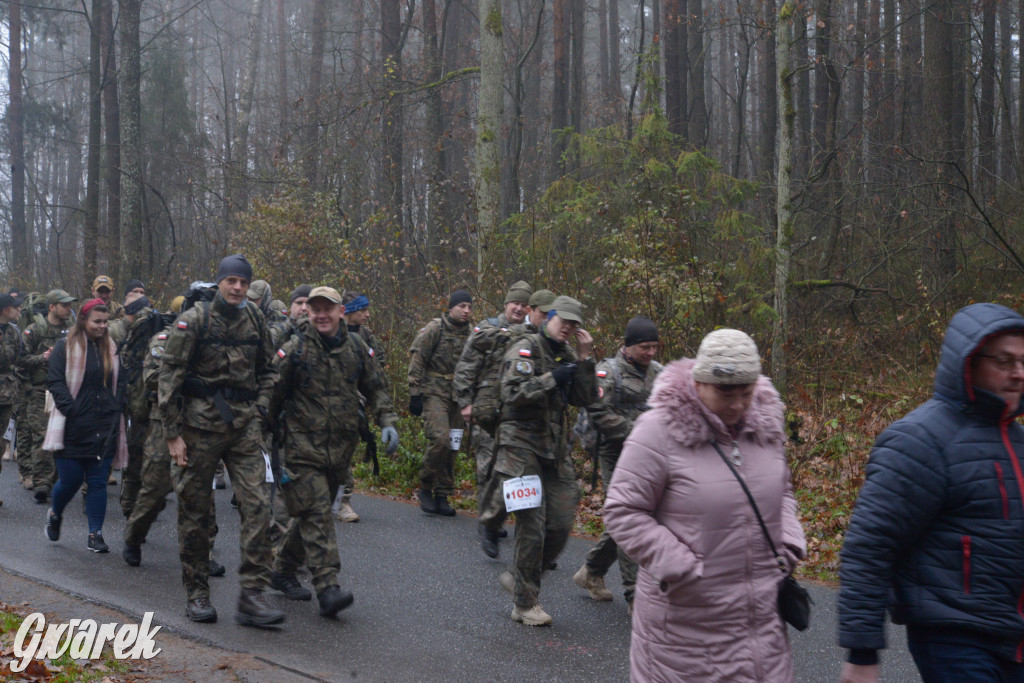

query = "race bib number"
[4, 418, 14, 443]
[263, 451, 274, 483]
[449, 428, 464, 450]
[503, 475, 543, 512]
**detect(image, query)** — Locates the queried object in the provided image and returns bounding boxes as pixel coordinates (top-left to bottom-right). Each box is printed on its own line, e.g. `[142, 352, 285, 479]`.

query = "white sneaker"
[573, 565, 613, 601]
[511, 604, 552, 626]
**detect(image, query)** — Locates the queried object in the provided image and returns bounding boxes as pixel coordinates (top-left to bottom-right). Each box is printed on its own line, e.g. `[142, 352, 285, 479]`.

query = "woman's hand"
[575, 328, 594, 359]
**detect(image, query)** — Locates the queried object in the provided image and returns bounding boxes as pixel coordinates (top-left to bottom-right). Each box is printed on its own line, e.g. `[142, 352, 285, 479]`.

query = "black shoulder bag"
[710, 441, 812, 631]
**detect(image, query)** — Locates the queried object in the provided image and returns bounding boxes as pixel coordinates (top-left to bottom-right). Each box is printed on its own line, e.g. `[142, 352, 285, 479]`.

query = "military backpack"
[469, 325, 529, 436]
[19, 292, 48, 333]
[572, 357, 623, 451]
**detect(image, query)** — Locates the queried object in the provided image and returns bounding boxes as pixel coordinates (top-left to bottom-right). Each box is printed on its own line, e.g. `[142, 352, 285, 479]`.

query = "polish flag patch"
[177, 320, 188, 329]
[473, 326, 481, 333]
[277, 348, 286, 359]
[157, 333, 168, 340]
[519, 348, 532, 357]
[368, 348, 375, 357]
[596, 370, 608, 378]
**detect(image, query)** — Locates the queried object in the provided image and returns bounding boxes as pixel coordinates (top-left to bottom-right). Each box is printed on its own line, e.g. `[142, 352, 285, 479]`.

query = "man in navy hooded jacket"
[839, 303, 1024, 683]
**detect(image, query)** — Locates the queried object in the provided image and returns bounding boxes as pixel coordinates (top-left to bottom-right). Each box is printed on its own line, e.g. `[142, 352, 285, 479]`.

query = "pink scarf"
[43, 337, 128, 468]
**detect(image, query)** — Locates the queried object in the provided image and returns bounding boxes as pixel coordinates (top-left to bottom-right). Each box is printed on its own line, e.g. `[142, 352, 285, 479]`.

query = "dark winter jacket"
[47, 337, 126, 460]
[839, 303, 1024, 663]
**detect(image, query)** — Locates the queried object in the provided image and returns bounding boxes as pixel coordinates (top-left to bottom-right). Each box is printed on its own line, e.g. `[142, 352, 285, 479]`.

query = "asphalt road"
[0, 471, 921, 682]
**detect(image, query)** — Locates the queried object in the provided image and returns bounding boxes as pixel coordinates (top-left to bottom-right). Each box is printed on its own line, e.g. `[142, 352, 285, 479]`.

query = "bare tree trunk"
[101, 0, 120, 277]
[687, 0, 706, 146]
[795, 16, 810, 175]
[276, 0, 288, 157]
[229, 0, 266, 213]
[550, 0, 569, 175]
[900, 0, 923, 151]
[759, 0, 776, 173]
[380, 0, 404, 224]
[978, 0, 996, 186]
[608, 0, 621, 114]
[85, 0, 104, 283]
[302, 0, 326, 187]
[568, 0, 586, 166]
[423, 0, 444, 262]
[663, 0, 687, 138]
[599, 0, 609, 123]
[773, 0, 796, 392]
[523, 1, 545, 203]
[8, 0, 29, 282]
[997, 0, 1014, 183]
[477, 0, 503, 283]
[119, 0, 144, 278]
[812, 0, 832, 160]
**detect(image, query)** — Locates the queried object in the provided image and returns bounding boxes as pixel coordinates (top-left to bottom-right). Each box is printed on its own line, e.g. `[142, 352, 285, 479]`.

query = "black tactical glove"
[550, 363, 578, 388]
[408, 395, 424, 416]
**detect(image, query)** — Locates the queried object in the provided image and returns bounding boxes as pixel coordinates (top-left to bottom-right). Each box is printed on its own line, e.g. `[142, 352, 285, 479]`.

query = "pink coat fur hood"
[604, 357, 805, 682]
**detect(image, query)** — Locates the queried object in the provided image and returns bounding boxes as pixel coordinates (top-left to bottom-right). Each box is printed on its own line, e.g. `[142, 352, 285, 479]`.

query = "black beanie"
[123, 279, 145, 296]
[448, 289, 472, 309]
[216, 254, 253, 283]
[624, 316, 659, 347]
[290, 284, 313, 304]
[124, 296, 150, 316]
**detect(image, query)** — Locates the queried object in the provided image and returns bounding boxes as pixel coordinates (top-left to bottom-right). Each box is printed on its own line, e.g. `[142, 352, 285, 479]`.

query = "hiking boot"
[21, 475, 33, 490]
[45, 509, 61, 542]
[335, 496, 360, 523]
[511, 604, 552, 626]
[434, 494, 456, 517]
[317, 586, 354, 618]
[88, 532, 109, 553]
[107, 471, 117, 486]
[235, 589, 285, 627]
[230, 493, 238, 509]
[499, 571, 515, 596]
[186, 598, 217, 623]
[270, 572, 312, 601]
[573, 565, 613, 601]
[498, 528, 509, 538]
[479, 525, 499, 559]
[417, 489, 437, 514]
[1, 444, 11, 460]
[209, 558, 226, 577]
[33, 487, 48, 504]
[123, 544, 141, 567]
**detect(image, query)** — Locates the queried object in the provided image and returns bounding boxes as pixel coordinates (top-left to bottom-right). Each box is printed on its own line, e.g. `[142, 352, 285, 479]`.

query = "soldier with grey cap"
[20, 289, 76, 502]
[489, 295, 597, 626]
[268, 286, 398, 617]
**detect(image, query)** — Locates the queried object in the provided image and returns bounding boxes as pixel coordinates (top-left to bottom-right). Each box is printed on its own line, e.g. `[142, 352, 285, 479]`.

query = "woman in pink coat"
[604, 328, 806, 682]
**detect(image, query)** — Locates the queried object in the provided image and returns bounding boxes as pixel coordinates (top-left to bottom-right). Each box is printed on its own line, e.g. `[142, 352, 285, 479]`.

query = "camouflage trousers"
[490, 447, 580, 608]
[273, 439, 358, 593]
[418, 395, 463, 496]
[124, 419, 217, 551]
[26, 387, 55, 491]
[474, 426, 507, 531]
[13, 397, 30, 482]
[171, 420, 272, 601]
[0, 404, 11, 479]
[584, 449, 637, 603]
[119, 418, 148, 518]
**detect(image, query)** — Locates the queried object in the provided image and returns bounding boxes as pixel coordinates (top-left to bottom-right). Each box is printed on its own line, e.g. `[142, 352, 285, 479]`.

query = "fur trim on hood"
[647, 357, 786, 448]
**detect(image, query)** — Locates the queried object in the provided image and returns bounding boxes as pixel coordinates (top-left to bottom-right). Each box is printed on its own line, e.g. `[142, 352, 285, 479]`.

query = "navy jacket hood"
[933, 303, 1024, 415]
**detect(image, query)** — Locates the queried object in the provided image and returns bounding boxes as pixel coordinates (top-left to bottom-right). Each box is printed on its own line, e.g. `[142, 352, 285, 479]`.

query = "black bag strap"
[709, 440, 787, 574]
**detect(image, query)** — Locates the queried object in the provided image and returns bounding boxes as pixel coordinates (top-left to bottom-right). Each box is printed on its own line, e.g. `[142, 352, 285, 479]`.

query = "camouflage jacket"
[270, 317, 300, 349]
[350, 324, 386, 368]
[157, 294, 277, 438]
[20, 319, 69, 387]
[135, 325, 173, 422]
[107, 300, 125, 320]
[588, 349, 663, 455]
[407, 312, 470, 400]
[0, 322, 22, 404]
[496, 331, 597, 461]
[453, 313, 512, 409]
[271, 320, 396, 466]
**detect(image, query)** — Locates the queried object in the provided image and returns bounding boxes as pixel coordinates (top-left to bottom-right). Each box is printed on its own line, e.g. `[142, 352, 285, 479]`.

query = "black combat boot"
[316, 586, 354, 618]
[235, 589, 285, 627]
[479, 524, 499, 558]
[417, 488, 437, 514]
[270, 572, 312, 600]
[186, 597, 217, 623]
[434, 494, 456, 517]
[209, 558, 226, 577]
[123, 544, 141, 567]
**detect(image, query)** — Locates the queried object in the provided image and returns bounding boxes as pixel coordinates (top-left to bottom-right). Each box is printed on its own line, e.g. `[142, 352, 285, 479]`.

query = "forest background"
[3, 0, 1022, 580]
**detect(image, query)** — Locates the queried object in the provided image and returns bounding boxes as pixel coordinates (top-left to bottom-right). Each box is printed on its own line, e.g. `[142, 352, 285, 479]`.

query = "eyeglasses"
[976, 354, 1024, 371]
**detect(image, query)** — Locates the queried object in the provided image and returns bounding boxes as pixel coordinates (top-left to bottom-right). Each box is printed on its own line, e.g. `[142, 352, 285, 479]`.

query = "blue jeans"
[909, 636, 1024, 683]
[52, 456, 113, 534]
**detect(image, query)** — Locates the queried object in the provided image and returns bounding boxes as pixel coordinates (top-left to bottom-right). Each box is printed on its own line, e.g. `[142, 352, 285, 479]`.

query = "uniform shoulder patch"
[515, 360, 533, 375]
[596, 370, 608, 378]
[23, 329, 30, 336]
[368, 348, 375, 357]
[177, 320, 188, 329]
[518, 348, 532, 357]
[277, 348, 286, 359]
[151, 346, 164, 359]
[157, 333, 168, 340]
[473, 326, 480, 333]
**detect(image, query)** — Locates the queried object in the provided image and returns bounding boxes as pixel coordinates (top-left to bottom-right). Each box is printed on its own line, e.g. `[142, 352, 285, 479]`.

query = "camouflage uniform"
[118, 308, 158, 516]
[20, 319, 69, 492]
[345, 322, 387, 495]
[124, 325, 219, 552]
[483, 331, 596, 608]
[408, 312, 470, 497]
[582, 349, 663, 603]
[0, 321, 22, 479]
[270, 320, 396, 592]
[454, 313, 516, 523]
[157, 294, 278, 602]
